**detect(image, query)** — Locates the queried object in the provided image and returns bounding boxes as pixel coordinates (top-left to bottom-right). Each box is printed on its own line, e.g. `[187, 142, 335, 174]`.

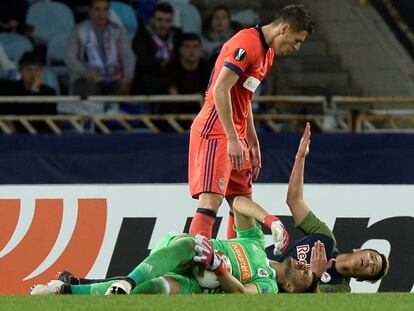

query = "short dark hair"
[154, 2, 174, 15]
[273, 4, 315, 35]
[303, 272, 319, 293]
[356, 250, 389, 283]
[178, 33, 201, 47]
[19, 51, 43, 70]
[211, 5, 231, 18]
[277, 272, 319, 294]
[89, 0, 109, 7]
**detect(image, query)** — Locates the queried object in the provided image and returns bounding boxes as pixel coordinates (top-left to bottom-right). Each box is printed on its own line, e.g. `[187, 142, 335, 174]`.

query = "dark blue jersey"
[266, 212, 351, 292]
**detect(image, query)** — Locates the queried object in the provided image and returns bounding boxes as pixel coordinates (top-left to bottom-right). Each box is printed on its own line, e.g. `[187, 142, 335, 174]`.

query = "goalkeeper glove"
[193, 234, 226, 276]
[271, 220, 290, 256]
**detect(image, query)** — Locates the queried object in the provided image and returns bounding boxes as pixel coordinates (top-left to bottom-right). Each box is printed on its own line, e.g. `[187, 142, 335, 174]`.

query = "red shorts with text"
[188, 132, 252, 199]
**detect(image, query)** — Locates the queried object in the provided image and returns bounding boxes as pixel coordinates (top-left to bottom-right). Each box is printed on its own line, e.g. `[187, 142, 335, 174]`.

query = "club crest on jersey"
[321, 272, 332, 283]
[258, 268, 269, 278]
[233, 48, 247, 61]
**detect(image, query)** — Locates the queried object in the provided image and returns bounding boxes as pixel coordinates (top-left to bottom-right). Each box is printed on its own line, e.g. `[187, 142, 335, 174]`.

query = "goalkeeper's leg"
[130, 274, 202, 295]
[59, 279, 119, 295]
[59, 235, 196, 295]
[57, 271, 125, 285]
[126, 236, 196, 290]
[63, 271, 199, 295]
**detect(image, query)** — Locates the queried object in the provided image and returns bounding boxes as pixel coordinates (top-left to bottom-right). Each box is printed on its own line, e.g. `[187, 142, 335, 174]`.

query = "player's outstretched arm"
[286, 122, 312, 226]
[233, 196, 289, 255]
[217, 273, 258, 294]
[232, 196, 268, 230]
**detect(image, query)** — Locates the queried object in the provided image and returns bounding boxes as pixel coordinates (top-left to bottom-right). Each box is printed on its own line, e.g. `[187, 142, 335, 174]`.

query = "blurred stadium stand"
[46, 32, 70, 76]
[0, 0, 411, 134]
[26, 0, 75, 44]
[0, 33, 33, 63]
[110, 1, 138, 40]
[369, 0, 414, 59]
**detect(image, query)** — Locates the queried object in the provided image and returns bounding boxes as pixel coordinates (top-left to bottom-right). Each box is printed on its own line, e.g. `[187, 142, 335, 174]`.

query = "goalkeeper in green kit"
[31, 196, 323, 295]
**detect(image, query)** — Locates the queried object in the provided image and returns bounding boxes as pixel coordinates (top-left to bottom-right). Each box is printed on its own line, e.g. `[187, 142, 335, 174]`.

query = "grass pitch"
[0, 293, 413, 311]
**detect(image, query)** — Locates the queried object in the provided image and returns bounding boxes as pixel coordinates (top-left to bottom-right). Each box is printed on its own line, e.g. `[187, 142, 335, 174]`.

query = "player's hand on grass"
[296, 122, 311, 159]
[271, 220, 290, 256]
[227, 138, 245, 171]
[310, 240, 335, 278]
[193, 234, 226, 275]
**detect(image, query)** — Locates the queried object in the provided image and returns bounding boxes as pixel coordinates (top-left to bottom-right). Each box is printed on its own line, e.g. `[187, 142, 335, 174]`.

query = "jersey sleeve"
[222, 33, 258, 76]
[298, 211, 337, 247]
[234, 224, 265, 249]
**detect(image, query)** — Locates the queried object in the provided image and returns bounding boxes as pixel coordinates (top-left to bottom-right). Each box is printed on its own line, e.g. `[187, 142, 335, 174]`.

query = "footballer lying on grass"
[30, 203, 329, 295]
[262, 122, 389, 292]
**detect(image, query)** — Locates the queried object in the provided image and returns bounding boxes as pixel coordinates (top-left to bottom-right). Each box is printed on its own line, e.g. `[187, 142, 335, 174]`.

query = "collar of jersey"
[254, 24, 269, 50]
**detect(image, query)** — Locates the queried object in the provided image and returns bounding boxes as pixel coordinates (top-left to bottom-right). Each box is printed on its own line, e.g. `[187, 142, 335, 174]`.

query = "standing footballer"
[189, 5, 315, 240]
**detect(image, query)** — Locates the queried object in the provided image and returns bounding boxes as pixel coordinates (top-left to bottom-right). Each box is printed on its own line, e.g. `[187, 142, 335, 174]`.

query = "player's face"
[151, 11, 173, 38]
[90, 1, 110, 27]
[284, 257, 314, 292]
[21, 65, 43, 85]
[349, 249, 383, 279]
[211, 8, 231, 34]
[180, 40, 202, 64]
[272, 26, 308, 56]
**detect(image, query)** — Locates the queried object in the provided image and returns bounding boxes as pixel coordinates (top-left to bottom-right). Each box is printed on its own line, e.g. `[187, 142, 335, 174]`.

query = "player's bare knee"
[198, 193, 223, 212]
[161, 276, 181, 294]
[232, 196, 248, 212]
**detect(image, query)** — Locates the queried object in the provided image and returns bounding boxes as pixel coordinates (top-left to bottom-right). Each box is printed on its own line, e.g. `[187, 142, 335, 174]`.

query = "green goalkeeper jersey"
[210, 224, 278, 294]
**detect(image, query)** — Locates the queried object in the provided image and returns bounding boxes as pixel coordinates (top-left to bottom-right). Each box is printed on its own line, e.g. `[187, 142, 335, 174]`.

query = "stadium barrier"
[0, 95, 413, 133]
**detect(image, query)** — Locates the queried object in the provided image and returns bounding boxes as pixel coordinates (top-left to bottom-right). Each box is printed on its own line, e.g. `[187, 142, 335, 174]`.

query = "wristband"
[213, 260, 227, 276]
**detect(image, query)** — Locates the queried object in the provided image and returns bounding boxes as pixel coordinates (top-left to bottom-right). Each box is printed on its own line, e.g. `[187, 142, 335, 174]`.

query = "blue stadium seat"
[0, 33, 33, 63]
[26, 0, 75, 44]
[47, 32, 70, 76]
[110, 1, 138, 40]
[42, 66, 61, 94]
[166, 0, 202, 35]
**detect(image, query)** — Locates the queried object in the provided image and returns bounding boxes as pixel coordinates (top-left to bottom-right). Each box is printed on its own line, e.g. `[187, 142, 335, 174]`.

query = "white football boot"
[30, 280, 64, 295]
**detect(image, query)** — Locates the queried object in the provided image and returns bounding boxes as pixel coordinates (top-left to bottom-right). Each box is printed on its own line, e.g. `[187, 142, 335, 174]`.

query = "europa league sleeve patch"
[233, 48, 247, 61]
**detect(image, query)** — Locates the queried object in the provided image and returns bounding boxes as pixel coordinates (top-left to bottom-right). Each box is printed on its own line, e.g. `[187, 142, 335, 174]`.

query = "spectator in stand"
[65, 0, 135, 98]
[161, 33, 210, 114]
[0, 1, 33, 39]
[0, 51, 56, 133]
[201, 6, 236, 64]
[131, 2, 182, 95]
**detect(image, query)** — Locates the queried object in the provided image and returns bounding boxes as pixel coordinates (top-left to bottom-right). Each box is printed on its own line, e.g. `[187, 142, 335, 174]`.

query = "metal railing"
[0, 95, 413, 134]
[332, 96, 414, 132]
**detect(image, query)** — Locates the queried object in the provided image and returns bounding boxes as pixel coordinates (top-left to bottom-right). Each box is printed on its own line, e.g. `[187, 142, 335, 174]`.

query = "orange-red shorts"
[188, 132, 252, 199]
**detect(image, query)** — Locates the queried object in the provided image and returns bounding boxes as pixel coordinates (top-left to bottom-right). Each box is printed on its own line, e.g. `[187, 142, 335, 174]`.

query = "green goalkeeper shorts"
[163, 272, 202, 294]
[150, 232, 194, 255]
[152, 232, 225, 294]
